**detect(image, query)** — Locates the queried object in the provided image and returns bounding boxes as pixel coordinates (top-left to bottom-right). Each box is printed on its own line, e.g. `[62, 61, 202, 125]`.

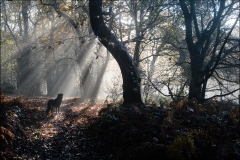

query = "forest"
[1, 0, 239, 159]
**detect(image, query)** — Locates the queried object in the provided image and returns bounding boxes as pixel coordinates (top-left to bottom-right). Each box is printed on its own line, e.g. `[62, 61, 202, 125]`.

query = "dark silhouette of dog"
[46, 94, 63, 115]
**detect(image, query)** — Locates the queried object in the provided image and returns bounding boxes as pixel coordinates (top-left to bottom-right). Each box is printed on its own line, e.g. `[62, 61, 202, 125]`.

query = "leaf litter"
[0, 94, 239, 159]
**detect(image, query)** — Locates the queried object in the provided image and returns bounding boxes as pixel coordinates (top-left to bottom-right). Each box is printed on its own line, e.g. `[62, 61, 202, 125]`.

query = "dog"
[46, 94, 63, 115]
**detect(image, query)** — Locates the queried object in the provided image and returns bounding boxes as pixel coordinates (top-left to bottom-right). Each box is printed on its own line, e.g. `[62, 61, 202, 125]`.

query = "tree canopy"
[1, 0, 239, 104]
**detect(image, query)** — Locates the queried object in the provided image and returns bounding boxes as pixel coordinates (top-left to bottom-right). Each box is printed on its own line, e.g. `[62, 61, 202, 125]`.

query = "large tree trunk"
[188, 51, 204, 101]
[89, 0, 143, 105]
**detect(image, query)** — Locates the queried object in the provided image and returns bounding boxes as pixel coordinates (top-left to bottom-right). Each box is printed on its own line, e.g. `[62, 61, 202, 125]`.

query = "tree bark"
[89, 0, 143, 105]
[133, 41, 141, 68]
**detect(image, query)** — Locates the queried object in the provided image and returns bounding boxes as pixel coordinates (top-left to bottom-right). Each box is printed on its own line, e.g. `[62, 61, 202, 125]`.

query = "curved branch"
[204, 88, 240, 101]
[89, 0, 143, 104]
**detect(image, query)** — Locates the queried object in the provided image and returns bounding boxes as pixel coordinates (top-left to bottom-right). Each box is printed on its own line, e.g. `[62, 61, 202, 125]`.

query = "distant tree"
[2, 0, 43, 95]
[124, 0, 169, 68]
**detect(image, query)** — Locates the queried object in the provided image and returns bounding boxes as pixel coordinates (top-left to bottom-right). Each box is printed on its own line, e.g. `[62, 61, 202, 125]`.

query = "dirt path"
[4, 97, 105, 159]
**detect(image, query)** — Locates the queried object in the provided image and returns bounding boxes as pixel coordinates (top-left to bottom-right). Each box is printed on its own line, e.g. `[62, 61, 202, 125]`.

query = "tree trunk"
[17, 0, 31, 93]
[46, 68, 56, 96]
[81, 61, 94, 100]
[90, 51, 110, 103]
[89, 0, 143, 105]
[133, 41, 141, 68]
[188, 50, 203, 101]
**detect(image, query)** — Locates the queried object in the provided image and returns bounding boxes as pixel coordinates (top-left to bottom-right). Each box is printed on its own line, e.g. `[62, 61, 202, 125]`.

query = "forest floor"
[0, 94, 239, 160]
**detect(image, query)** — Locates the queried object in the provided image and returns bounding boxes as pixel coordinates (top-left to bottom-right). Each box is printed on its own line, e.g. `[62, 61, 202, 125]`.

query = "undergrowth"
[88, 100, 239, 159]
[0, 94, 239, 159]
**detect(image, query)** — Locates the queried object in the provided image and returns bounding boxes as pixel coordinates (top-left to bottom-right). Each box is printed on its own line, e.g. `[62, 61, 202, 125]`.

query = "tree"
[126, 0, 166, 68]
[179, 0, 239, 102]
[89, 0, 143, 105]
[2, 0, 43, 95]
[122, 0, 174, 102]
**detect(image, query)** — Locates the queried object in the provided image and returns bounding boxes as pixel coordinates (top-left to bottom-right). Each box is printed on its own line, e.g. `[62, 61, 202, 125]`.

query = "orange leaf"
[41, 37, 48, 42]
